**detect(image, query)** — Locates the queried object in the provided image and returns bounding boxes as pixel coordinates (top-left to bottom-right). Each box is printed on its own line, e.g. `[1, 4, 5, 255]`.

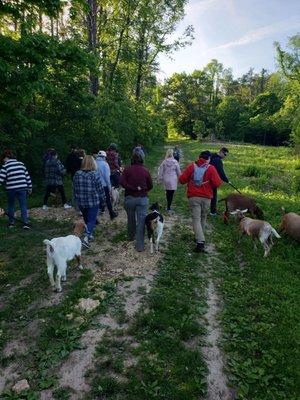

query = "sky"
[157, 0, 300, 80]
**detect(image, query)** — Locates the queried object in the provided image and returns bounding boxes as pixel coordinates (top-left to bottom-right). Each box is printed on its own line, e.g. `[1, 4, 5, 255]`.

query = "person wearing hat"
[179, 150, 222, 252]
[95, 150, 118, 220]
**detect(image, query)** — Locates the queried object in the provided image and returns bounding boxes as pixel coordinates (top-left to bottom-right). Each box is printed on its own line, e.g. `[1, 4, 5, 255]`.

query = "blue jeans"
[79, 205, 99, 237]
[124, 196, 149, 251]
[7, 190, 28, 224]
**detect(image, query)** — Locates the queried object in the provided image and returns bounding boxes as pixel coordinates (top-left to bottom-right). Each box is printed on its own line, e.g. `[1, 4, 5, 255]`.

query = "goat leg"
[76, 254, 83, 270]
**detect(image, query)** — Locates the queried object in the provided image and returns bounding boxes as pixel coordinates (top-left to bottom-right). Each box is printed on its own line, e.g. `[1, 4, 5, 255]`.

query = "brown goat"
[279, 211, 300, 242]
[219, 193, 264, 224]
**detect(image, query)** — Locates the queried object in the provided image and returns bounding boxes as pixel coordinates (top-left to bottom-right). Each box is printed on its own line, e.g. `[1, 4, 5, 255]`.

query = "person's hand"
[0, 208, 5, 216]
[137, 186, 142, 191]
[28, 188, 32, 195]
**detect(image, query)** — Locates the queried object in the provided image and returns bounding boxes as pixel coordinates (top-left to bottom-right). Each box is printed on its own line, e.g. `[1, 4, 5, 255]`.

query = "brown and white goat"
[279, 209, 300, 242]
[231, 209, 280, 257]
[220, 193, 264, 224]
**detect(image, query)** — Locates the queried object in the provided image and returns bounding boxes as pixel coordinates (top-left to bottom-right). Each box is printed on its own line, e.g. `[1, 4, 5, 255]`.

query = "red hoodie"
[179, 158, 222, 199]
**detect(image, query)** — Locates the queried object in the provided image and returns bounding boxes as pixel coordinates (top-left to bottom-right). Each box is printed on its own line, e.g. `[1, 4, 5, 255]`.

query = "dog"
[145, 202, 164, 254]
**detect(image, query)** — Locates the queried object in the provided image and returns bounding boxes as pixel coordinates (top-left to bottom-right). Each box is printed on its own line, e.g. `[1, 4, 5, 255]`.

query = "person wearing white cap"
[95, 150, 118, 220]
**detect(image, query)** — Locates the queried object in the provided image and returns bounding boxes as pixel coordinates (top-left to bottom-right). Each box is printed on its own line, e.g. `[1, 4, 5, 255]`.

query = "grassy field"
[0, 140, 299, 399]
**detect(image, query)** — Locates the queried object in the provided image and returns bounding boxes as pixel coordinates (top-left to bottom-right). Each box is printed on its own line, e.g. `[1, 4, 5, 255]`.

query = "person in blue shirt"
[95, 151, 118, 220]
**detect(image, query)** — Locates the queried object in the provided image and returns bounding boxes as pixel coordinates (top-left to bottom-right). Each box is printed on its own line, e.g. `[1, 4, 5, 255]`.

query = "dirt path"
[202, 236, 231, 400]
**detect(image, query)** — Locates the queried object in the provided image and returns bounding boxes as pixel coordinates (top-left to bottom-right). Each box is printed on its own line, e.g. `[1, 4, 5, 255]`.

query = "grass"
[179, 140, 300, 400]
[0, 139, 299, 399]
[91, 226, 208, 400]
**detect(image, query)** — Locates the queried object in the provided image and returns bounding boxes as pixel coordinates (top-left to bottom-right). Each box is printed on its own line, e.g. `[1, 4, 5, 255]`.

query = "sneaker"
[89, 235, 95, 242]
[210, 212, 217, 216]
[82, 236, 91, 249]
[110, 212, 118, 220]
[63, 203, 72, 209]
[42, 205, 48, 210]
[194, 242, 205, 253]
[23, 224, 30, 230]
[8, 223, 14, 229]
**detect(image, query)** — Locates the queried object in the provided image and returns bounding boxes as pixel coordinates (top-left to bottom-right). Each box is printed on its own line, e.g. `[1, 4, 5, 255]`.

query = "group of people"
[155, 146, 229, 252]
[0, 142, 229, 253]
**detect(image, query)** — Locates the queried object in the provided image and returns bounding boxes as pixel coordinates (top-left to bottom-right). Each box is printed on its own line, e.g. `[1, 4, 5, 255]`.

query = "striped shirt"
[0, 159, 32, 191]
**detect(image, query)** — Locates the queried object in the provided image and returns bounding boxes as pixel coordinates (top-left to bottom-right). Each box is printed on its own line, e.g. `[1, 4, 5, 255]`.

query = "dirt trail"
[202, 237, 231, 400]
[55, 210, 178, 399]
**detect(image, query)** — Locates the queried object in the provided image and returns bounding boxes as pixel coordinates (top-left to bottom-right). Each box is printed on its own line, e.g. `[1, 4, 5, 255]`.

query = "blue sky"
[157, 0, 300, 79]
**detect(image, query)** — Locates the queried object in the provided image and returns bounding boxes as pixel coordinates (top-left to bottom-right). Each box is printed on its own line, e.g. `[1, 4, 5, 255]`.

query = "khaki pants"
[188, 197, 210, 243]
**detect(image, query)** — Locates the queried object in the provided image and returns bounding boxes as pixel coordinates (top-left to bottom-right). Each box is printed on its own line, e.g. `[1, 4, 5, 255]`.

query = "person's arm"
[175, 161, 181, 176]
[120, 168, 136, 191]
[215, 159, 228, 182]
[95, 174, 106, 204]
[25, 168, 32, 193]
[104, 163, 111, 189]
[179, 164, 192, 184]
[57, 160, 66, 175]
[0, 166, 7, 185]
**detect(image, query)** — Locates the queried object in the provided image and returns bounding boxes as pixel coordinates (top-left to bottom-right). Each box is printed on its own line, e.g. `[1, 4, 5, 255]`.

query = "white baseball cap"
[98, 150, 107, 158]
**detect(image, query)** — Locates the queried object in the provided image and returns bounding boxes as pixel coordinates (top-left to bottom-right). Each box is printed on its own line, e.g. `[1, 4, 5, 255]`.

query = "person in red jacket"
[179, 150, 222, 252]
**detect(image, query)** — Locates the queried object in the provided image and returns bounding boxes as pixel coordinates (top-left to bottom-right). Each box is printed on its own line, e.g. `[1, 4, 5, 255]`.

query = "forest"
[0, 0, 299, 183]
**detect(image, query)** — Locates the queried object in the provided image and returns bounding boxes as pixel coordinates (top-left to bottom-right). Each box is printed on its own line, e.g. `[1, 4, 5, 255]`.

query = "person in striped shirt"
[0, 149, 32, 229]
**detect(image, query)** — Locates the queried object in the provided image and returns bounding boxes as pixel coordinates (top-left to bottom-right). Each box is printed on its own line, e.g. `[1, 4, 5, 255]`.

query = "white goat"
[43, 235, 83, 292]
[231, 209, 281, 257]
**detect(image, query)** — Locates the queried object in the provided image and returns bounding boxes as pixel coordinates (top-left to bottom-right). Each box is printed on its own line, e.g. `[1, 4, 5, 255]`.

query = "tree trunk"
[87, 0, 99, 95]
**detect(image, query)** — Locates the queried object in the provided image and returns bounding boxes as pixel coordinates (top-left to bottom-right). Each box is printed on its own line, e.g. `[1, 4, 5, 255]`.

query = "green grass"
[179, 140, 300, 400]
[0, 139, 299, 399]
[91, 227, 208, 400]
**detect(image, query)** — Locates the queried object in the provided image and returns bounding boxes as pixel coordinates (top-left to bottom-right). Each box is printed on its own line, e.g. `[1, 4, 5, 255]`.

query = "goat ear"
[241, 209, 248, 213]
[230, 211, 238, 215]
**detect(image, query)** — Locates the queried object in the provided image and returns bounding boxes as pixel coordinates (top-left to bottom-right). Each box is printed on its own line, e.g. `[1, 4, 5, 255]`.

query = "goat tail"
[281, 206, 286, 215]
[271, 227, 281, 239]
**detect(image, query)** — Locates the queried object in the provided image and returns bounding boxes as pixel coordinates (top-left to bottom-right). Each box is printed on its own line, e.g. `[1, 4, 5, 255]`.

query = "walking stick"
[228, 182, 242, 194]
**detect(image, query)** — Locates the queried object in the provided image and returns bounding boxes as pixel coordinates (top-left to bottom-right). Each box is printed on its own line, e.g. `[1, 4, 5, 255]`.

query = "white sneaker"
[63, 204, 72, 209]
[42, 205, 48, 210]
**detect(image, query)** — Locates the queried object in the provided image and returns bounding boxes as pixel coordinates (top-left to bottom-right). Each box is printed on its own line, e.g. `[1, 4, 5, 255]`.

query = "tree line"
[162, 35, 300, 148]
[0, 0, 192, 182]
[0, 0, 299, 186]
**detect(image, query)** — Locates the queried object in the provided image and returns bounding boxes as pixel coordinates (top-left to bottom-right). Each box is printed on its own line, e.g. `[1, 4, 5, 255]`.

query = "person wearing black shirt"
[210, 147, 229, 215]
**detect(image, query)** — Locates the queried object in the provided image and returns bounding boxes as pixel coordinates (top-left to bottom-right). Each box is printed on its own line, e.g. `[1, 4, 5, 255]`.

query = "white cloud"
[208, 16, 300, 52]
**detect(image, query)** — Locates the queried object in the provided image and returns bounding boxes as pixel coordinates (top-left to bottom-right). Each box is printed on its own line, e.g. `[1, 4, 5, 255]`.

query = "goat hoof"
[61, 277, 66, 282]
[56, 287, 62, 293]
[51, 286, 56, 292]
